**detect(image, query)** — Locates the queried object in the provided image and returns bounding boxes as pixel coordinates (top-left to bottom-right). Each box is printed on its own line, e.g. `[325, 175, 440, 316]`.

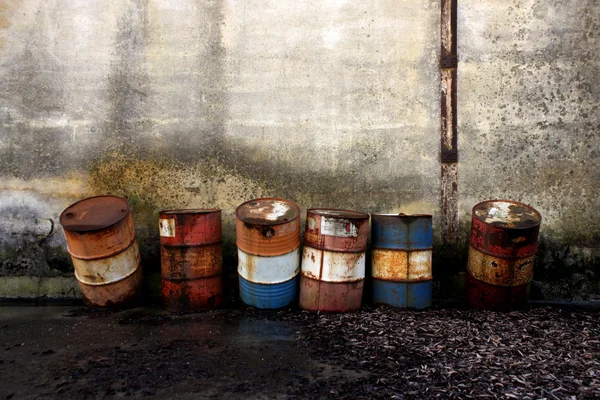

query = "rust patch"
[60, 195, 131, 232]
[467, 245, 534, 287]
[77, 263, 143, 308]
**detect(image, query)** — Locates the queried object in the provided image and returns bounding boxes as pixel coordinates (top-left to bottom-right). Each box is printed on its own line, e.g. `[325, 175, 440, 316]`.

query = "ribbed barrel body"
[466, 200, 541, 310]
[299, 209, 369, 312]
[236, 198, 301, 309]
[159, 209, 223, 312]
[60, 196, 142, 308]
[371, 214, 433, 310]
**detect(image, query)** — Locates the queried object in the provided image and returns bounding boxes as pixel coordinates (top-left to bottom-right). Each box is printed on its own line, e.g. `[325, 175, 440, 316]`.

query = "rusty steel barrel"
[60, 195, 143, 308]
[299, 209, 369, 312]
[466, 200, 542, 310]
[371, 214, 433, 310]
[159, 209, 223, 312]
[236, 198, 301, 309]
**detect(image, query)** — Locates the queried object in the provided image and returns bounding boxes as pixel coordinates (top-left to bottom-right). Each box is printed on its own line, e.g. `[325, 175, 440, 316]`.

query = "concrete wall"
[0, 0, 440, 298]
[0, 0, 598, 301]
[459, 0, 600, 300]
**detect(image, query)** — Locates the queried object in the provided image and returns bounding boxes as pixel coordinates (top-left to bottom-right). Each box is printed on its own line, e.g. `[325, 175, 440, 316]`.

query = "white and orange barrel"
[236, 198, 301, 309]
[60, 195, 143, 308]
[299, 209, 369, 312]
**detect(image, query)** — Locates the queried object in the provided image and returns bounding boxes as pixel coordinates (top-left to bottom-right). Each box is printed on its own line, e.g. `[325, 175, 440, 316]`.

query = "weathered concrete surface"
[0, 1, 440, 297]
[458, 0, 600, 300]
[0, 306, 325, 399]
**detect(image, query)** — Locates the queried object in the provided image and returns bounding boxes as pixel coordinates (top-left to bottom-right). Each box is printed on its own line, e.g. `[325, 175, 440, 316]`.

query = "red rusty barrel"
[159, 209, 223, 312]
[466, 200, 542, 310]
[299, 209, 369, 312]
[60, 195, 143, 308]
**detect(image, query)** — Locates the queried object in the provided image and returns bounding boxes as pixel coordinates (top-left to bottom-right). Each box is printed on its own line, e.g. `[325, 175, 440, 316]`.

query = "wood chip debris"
[272, 305, 600, 399]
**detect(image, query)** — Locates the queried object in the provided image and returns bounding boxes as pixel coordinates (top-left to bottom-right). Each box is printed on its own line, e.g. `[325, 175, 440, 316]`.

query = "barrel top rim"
[236, 197, 300, 226]
[472, 199, 542, 229]
[372, 213, 432, 218]
[160, 208, 221, 216]
[307, 208, 369, 220]
[60, 195, 130, 232]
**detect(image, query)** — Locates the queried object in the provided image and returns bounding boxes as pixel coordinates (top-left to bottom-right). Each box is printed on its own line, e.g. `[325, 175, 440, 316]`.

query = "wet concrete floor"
[0, 306, 352, 399]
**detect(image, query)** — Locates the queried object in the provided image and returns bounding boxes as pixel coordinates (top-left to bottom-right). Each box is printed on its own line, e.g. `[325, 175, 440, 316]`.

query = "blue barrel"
[372, 280, 432, 309]
[238, 275, 300, 309]
[371, 214, 433, 309]
[371, 214, 432, 250]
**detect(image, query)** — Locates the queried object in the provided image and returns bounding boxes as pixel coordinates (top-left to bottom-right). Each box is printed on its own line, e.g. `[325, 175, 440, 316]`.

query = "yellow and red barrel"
[299, 209, 369, 312]
[466, 200, 542, 310]
[60, 195, 143, 308]
[159, 209, 223, 312]
[371, 213, 433, 309]
[236, 198, 301, 309]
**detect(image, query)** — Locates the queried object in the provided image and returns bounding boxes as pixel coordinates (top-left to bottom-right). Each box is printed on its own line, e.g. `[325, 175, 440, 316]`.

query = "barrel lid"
[308, 208, 369, 220]
[160, 209, 221, 216]
[60, 195, 131, 232]
[236, 198, 300, 226]
[473, 200, 541, 229]
[372, 213, 432, 218]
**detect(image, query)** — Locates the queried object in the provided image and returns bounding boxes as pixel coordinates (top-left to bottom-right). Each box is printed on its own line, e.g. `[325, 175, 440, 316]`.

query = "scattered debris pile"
[282, 306, 600, 399]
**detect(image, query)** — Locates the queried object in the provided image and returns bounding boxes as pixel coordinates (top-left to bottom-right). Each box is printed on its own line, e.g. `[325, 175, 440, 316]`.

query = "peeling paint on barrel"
[299, 276, 363, 313]
[236, 198, 301, 256]
[371, 248, 432, 281]
[77, 264, 143, 308]
[159, 209, 221, 246]
[60, 195, 142, 308]
[237, 248, 300, 284]
[160, 243, 222, 280]
[467, 200, 541, 310]
[73, 240, 141, 284]
[370, 213, 433, 309]
[304, 209, 369, 252]
[236, 198, 301, 309]
[60, 196, 135, 260]
[301, 246, 365, 282]
[299, 208, 369, 312]
[469, 200, 541, 258]
[467, 245, 534, 286]
[159, 209, 223, 312]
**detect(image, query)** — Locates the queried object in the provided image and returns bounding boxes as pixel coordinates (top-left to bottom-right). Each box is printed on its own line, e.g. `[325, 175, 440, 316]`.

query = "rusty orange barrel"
[371, 214, 433, 310]
[159, 209, 223, 312]
[299, 209, 369, 312]
[466, 200, 542, 310]
[60, 195, 142, 308]
[236, 198, 301, 309]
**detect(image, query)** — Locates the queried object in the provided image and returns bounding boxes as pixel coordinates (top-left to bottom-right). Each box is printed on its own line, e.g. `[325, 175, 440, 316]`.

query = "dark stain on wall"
[0, 2, 69, 179]
[104, 0, 151, 153]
